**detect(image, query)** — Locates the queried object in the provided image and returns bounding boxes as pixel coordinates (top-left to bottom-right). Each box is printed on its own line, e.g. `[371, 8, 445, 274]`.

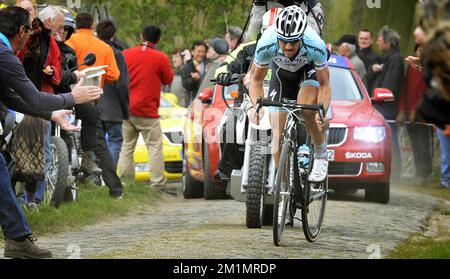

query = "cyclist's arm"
[316, 67, 331, 114]
[250, 62, 269, 107]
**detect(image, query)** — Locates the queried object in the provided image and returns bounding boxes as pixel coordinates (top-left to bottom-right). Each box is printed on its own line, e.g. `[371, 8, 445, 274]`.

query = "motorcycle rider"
[244, 0, 324, 43]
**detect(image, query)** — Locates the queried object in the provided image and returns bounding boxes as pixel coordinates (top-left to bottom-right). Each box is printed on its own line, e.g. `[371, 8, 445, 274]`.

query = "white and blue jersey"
[254, 25, 328, 73]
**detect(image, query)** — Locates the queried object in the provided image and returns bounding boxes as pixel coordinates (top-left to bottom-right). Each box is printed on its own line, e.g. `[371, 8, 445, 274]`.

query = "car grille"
[165, 161, 182, 173]
[164, 132, 183, 145]
[328, 162, 361, 176]
[327, 128, 347, 145]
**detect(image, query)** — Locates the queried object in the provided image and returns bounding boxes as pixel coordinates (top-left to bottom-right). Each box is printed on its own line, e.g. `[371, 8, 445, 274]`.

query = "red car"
[183, 55, 393, 203]
[182, 71, 233, 200]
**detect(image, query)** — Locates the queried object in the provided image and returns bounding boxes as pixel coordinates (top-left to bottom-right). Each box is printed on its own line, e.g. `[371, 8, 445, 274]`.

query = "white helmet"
[275, 5, 308, 41]
[261, 7, 282, 33]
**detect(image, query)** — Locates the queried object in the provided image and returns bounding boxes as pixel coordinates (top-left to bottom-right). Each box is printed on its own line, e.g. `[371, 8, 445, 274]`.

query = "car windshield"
[329, 67, 363, 101]
[160, 96, 173, 108]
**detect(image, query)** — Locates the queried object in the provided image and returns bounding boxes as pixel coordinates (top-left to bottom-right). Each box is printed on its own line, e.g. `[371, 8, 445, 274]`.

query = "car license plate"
[327, 150, 335, 161]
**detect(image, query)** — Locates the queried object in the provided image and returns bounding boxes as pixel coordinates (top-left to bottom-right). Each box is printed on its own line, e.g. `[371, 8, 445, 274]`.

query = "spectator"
[66, 12, 123, 199]
[0, 6, 102, 258]
[96, 20, 130, 165]
[119, 25, 174, 190]
[397, 44, 433, 186]
[168, 49, 187, 107]
[54, 11, 101, 177]
[335, 34, 367, 84]
[372, 25, 404, 182]
[224, 25, 242, 51]
[15, 5, 64, 205]
[65, 12, 120, 87]
[16, 0, 36, 20]
[180, 41, 208, 105]
[357, 29, 382, 94]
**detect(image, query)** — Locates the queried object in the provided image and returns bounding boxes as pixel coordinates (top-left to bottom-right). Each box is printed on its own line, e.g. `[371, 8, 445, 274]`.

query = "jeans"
[406, 124, 434, 179]
[389, 122, 402, 181]
[437, 129, 450, 188]
[0, 152, 32, 239]
[75, 103, 97, 152]
[34, 121, 51, 203]
[104, 122, 123, 166]
[95, 116, 123, 197]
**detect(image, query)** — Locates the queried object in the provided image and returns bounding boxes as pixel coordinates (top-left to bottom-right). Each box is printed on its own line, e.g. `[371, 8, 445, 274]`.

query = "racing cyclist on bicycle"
[249, 5, 330, 182]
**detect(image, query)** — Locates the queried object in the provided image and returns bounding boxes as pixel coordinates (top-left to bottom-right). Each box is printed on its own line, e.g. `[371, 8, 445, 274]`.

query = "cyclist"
[249, 5, 331, 182]
[245, 0, 324, 42]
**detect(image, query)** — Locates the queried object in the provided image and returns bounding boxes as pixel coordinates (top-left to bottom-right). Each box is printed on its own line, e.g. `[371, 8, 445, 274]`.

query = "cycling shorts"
[268, 62, 318, 113]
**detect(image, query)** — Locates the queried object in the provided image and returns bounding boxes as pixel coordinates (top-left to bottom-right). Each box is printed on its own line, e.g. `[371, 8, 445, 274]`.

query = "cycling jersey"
[254, 25, 328, 72]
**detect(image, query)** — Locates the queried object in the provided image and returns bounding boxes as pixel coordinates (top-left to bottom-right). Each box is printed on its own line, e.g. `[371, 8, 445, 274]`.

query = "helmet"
[275, 5, 308, 41]
[63, 12, 75, 39]
[261, 7, 282, 33]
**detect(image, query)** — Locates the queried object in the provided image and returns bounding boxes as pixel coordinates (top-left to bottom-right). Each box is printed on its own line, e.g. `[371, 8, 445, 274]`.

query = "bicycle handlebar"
[256, 98, 326, 129]
[210, 73, 246, 86]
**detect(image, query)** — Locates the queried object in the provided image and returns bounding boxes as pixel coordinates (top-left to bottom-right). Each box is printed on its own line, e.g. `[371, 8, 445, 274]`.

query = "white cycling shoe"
[308, 158, 329, 182]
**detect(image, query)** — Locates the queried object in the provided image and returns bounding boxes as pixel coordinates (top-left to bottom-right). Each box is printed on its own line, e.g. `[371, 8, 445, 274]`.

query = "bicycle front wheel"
[301, 173, 328, 242]
[273, 140, 294, 246]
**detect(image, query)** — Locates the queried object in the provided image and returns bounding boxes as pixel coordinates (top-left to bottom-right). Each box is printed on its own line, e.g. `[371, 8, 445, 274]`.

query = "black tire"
[246, 143, 268, 228]
[273, 141, 293, 246]
[365, 183, 390, 204]
[47, 136, 70, 208]
[203, 144, 226, 200]
[301, 174, 328, 243]
[182, 148, 203, 199]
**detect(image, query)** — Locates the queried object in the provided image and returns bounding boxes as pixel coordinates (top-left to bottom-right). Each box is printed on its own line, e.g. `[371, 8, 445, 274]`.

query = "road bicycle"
[257, 98, 328, 245]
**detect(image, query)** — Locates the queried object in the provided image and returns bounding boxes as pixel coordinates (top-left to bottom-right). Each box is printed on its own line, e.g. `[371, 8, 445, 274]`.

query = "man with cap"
[335, 34, 367, 85]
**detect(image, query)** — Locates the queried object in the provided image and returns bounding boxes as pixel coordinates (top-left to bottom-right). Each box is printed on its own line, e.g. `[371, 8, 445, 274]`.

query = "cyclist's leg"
[268, 65, 300, 167]
[296, 65, 328, 182]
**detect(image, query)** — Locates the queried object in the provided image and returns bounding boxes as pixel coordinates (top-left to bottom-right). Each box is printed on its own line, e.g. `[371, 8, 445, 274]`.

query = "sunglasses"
[278, 38, 301, 45]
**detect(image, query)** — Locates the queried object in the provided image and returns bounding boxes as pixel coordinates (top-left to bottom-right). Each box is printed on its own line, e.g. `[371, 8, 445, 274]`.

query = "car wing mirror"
[198, 87, 213, 103]
[371, 88, 395, 103]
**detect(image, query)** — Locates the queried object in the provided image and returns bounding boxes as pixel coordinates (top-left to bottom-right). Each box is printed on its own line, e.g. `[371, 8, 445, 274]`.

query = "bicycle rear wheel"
[301, 169, 328, 242]
[273, 140, 294, 246]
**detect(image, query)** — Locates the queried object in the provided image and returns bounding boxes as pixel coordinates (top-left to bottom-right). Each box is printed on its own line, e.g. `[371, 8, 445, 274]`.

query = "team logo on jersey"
[273, 56, 309, 67]
[269, 89, 278, 101]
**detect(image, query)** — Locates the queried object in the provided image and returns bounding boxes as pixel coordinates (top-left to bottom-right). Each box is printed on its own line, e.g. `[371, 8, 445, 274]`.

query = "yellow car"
[133, 93, 186, 181]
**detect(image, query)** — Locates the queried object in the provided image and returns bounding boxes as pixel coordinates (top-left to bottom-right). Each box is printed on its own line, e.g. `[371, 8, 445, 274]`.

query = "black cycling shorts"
[268, 62, 318, 105]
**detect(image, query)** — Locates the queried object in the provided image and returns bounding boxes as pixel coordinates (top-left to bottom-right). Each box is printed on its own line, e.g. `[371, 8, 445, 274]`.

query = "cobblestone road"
[0, 184, 438, 259]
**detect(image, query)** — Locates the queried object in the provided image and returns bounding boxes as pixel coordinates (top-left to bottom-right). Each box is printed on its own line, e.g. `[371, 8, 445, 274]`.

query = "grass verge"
[1, 179, 162, 242]
[389, 181, 450, 259]
[389, 238, 450, 259]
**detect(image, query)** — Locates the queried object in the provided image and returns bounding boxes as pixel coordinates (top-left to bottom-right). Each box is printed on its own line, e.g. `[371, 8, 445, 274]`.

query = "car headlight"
[354, 127, 385, 143]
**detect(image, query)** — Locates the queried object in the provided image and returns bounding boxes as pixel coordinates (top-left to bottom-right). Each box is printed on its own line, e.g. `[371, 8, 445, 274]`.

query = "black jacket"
[373, 47, 405, 120]
[55, 42, 78, 94]
[227, 43, 257, 75]
[357, 46, 382, 94]
[97, 42, 130, 123]
[0, 41, 74, 120]
[180, 60, 204, 103]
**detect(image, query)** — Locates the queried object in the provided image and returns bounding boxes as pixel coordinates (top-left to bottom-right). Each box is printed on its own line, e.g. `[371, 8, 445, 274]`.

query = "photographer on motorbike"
[244, 0, 324, 43]
[249, 5, 330, 182]
[213, 7, 282, 183]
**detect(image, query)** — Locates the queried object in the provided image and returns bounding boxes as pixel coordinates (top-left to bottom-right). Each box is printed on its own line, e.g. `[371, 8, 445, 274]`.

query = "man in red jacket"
[119, 25, 174, 189]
